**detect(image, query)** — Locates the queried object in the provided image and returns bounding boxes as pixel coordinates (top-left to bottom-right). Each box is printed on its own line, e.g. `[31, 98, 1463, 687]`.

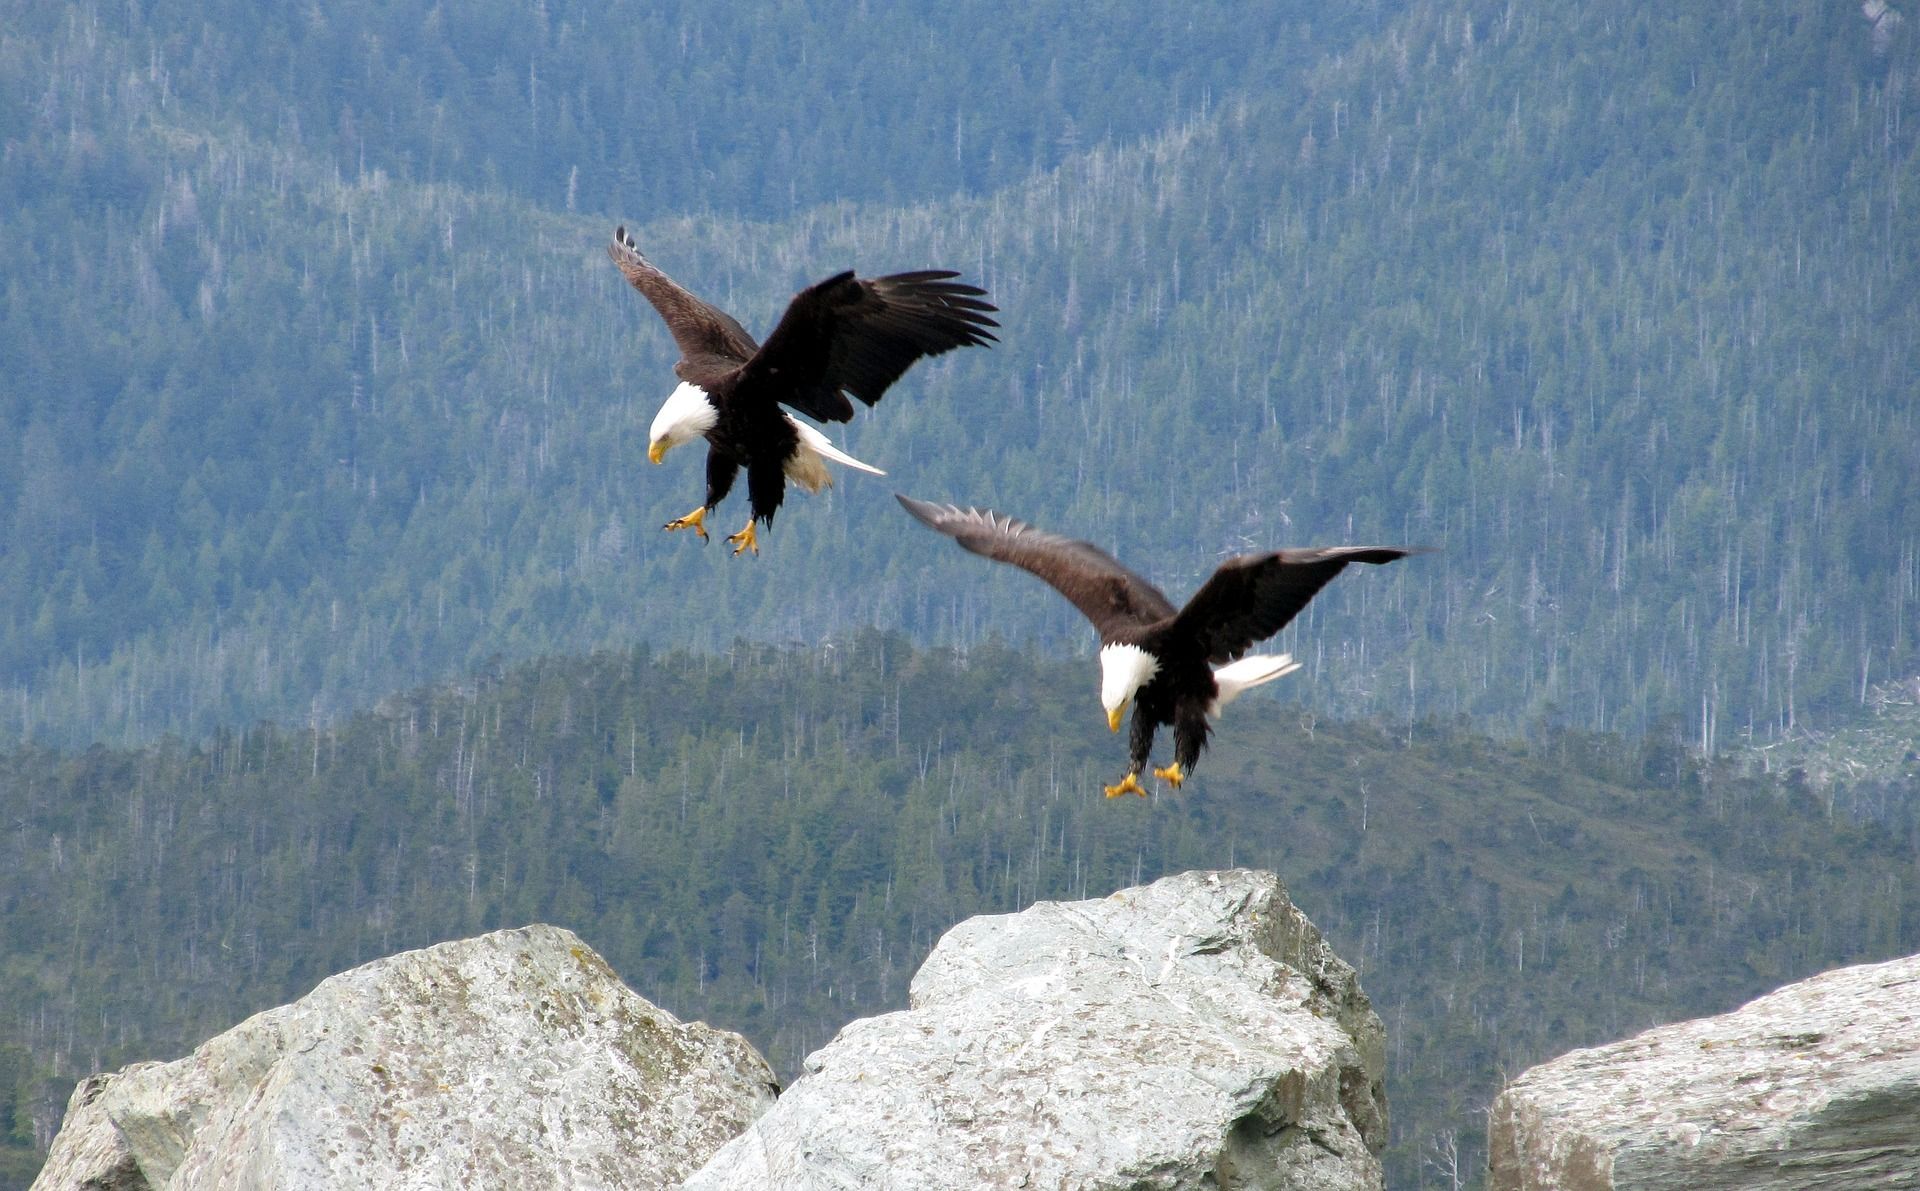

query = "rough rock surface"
[1489, 952, 1920, 1189]
[31, 924, 776, 1190]
[30, 1073, 148, 1190]
[687, 868, 1387, 1190]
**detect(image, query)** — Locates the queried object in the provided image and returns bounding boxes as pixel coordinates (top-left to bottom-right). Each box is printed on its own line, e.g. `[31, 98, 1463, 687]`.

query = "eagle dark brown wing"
[742, 271, 998, 423]
[1172, 547, 1417, 664]
[897, 496, 1176, 639]
[608, 226, 759, 374]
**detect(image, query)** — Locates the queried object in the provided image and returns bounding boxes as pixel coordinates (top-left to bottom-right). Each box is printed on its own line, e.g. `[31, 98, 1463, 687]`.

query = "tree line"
[2, 635, 1914, 1186]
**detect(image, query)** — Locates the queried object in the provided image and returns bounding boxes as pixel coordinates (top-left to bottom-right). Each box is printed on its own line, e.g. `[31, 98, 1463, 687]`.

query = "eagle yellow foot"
[727, 520, 759, 556]
[663, 507, 709, 541]
[1103, 772, 1146, 799]
[1152, 762, 1186, 789]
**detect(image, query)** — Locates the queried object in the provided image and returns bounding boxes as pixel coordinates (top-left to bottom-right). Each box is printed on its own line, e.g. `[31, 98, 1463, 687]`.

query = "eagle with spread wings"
[610, 227, 997, 554]
[899, 495, 1419, 796]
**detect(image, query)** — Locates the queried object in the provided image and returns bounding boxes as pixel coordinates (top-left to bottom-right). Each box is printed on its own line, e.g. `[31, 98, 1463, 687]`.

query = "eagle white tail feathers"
[1209, 653, 1302, 717]
[783, 417, 885, 493]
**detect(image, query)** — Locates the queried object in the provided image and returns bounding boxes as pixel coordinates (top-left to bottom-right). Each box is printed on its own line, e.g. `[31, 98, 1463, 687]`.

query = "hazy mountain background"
[3, 0, 1919, 1186]
[3, 0, 1913, 748]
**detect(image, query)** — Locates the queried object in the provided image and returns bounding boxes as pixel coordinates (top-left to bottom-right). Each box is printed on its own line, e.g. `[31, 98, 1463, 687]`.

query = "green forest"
[4, 0, 1919, 1186]
[2, 638, 1916, 1185]
[1, 0, 1914, 749]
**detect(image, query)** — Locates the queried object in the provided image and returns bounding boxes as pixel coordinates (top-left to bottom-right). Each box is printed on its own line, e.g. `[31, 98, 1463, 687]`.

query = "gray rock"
[687, 869, 1387, 1190]
[1489, 952, 1920, 1190]
[31, 924, 776, 1190]
[30, 1073, 151, 1190]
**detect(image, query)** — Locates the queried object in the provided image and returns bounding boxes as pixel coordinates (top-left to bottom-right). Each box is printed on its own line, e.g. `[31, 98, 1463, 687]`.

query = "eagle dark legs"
[725, 459, 788, 556]
[664, 452, 743, 543]
[1103, 709, 1160, 798]
[1128, 710, 1157, 776]
[706, 450, 740, 511]
[1104, 703, 1207, 796]
[662, 450, 782, 555]
[1154, 704, 1211, 789]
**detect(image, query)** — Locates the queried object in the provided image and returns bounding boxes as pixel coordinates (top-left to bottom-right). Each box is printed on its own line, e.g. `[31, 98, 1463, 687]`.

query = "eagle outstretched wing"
[1173, 547, 1417, 663]
[896, 496, 1176, 639]
[745, 272, 999, 422]
[608, 226, 759, 375]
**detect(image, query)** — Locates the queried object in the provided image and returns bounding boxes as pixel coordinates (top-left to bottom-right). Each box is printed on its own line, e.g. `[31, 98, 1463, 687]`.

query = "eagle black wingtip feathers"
[609, 225, 645, 264]
[1360, 545, 1438, 565]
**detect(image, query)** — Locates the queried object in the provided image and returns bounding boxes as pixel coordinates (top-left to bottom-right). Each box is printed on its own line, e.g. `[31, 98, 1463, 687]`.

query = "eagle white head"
[648, 382, 718, 464]
[1099, 643, 1160, 732]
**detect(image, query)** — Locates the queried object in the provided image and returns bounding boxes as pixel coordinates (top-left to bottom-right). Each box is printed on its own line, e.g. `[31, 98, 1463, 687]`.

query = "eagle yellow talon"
[663, 507, 709, 541]
[1152, 762, 1186, 789]
[1103, 772, 1146, 799]
[727, 520, 759, 556]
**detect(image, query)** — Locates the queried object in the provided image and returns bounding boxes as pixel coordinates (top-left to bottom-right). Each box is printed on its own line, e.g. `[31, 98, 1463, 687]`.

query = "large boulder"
[1488, 952, 1920, 1189]
[687, 868, 1387, 1190]
[31, 924, 776, 1190]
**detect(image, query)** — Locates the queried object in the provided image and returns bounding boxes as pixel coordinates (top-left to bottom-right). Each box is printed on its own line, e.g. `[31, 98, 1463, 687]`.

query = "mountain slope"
[0, 0, 1915, 745]
[0, 0, 1397, 221]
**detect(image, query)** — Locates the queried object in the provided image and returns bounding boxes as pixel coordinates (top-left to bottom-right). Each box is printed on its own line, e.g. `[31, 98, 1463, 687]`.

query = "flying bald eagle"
[898, 495, 1419, 797]
[609, 227, 998, 554]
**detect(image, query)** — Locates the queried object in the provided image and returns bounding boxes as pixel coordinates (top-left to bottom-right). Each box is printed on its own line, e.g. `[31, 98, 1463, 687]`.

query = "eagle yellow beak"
[1107, 707, 1124, 732]
[648, 441, 668, 465]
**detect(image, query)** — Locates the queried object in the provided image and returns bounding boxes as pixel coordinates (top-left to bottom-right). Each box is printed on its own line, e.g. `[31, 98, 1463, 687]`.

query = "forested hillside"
[2, 0, 1401, 222]
[2, 640, 1916, 1185]
[2, 1, 1915, 748]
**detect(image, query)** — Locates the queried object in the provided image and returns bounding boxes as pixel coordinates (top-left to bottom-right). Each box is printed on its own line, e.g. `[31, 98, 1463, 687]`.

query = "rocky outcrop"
[1488, 952, 1920, 1190]
[35, 874, 1381, 1190]
[686, 868, 1387, 1190]
[30, 925, 776, 1190]
[29, 1073, 146, 1190]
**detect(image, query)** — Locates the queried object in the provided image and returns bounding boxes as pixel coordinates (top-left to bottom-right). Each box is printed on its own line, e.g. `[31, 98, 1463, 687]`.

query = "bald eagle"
[898, 495, 1418, 797]
[609, 227, 997, 554]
